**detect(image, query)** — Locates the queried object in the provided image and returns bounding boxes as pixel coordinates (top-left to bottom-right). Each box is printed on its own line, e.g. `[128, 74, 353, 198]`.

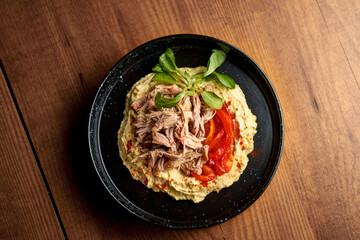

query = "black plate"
[88, 34, 284, 229]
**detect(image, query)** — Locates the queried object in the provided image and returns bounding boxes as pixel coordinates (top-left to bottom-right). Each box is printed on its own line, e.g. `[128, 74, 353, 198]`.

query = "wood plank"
[0, 0, 359, 239]
[0, 69, 65, 239]
[317, 0, 360, 82]
[238, 0, 360, 238]
[250, 0, 360, 238]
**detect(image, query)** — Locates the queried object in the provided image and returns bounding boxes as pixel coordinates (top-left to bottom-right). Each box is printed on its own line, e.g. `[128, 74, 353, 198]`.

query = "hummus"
[118, 67, 257, 203]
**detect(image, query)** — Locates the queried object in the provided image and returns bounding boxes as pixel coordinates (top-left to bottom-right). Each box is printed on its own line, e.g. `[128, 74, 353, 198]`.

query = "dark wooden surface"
[1, 0, 359, 239]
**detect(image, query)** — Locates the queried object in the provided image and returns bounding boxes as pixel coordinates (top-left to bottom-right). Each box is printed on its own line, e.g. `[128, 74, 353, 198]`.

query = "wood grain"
[0, 70, 65, 239]
[0, 0, 359, 239]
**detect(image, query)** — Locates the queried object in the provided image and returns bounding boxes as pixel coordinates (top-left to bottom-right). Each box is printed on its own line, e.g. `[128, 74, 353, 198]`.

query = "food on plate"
[118, 48, 257, 203]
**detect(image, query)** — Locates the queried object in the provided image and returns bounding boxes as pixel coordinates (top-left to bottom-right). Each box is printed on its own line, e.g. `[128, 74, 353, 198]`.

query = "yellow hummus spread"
[118, 67, 257, 203]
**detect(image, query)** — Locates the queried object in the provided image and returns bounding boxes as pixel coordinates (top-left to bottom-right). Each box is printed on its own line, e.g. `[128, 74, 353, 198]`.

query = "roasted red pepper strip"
[214, 150, 233, 175]
[204, 118, 215, 145]
[222, 151, 233, 173]
[209, 105, 234, 162]
[213, 156, 226, 175]
[196, 104, 234, 182]
[208, 128, 225, 151]
[204, 115, 225, 151]
[191, 165, 216, 182]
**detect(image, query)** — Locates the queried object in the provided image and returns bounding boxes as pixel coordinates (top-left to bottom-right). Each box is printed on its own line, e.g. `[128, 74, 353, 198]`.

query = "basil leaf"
[200, 91, 223, 109]
[153, 73, 186, 87]
[185, 88, 196, 96]
[213, 72, 235, 89]
[194, 71, 205, 77]
[165, 48, 175, 62]
[155, 91, 185, 109]
[203, 73, 217, 82]
[152, 63, 163, 72]
[204, 49, 226, 77]
[159, 48, 178, 73]
[152, 72, 177, 84]
[159, 53, 178, 73]
[216, 43, 231, 53]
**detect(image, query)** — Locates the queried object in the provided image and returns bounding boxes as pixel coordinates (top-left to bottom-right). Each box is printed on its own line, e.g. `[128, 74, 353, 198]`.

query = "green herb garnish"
[152, 48, 235, 109]
[154, 90, 186, 109]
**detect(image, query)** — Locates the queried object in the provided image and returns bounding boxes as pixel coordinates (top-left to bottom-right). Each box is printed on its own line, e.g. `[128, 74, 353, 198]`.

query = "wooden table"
[1, 0, 359, 239]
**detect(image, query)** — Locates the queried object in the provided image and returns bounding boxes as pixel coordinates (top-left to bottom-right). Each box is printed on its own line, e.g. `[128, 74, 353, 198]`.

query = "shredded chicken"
[131, 84, 216, 175]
